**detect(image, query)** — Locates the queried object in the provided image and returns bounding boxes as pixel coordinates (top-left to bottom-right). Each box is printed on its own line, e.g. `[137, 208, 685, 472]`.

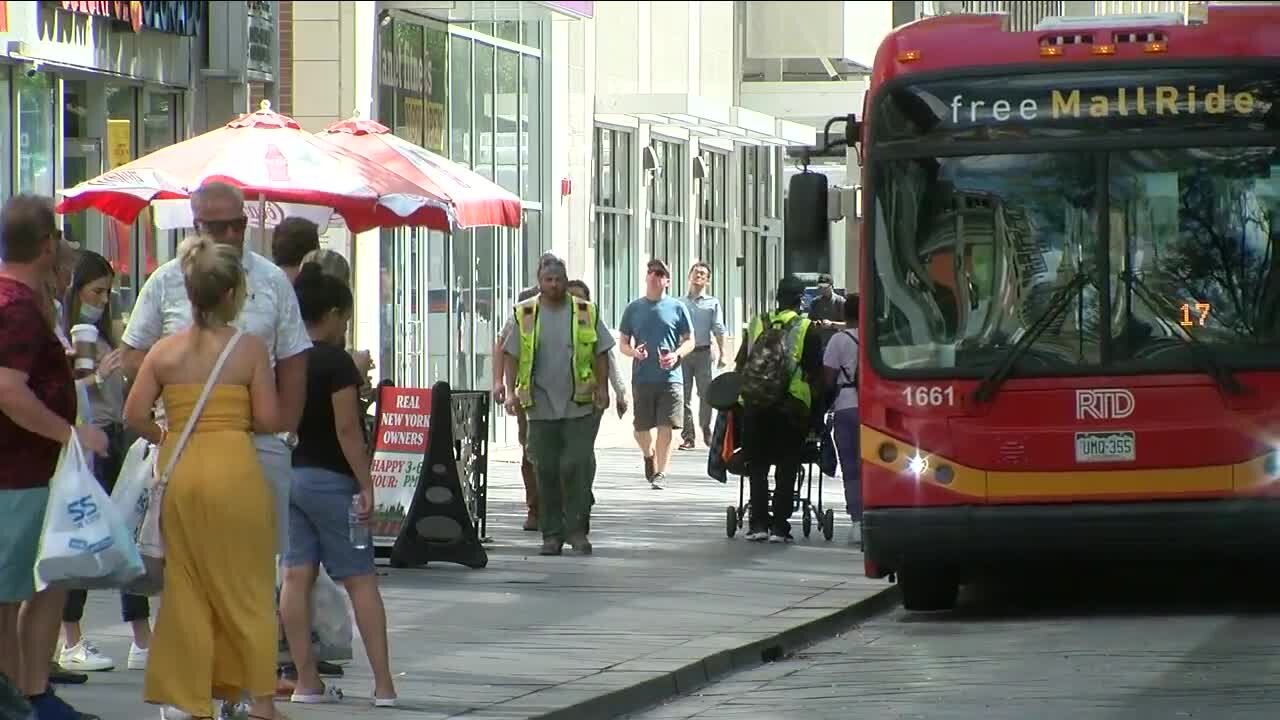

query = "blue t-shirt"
[619, 296, 693, 385]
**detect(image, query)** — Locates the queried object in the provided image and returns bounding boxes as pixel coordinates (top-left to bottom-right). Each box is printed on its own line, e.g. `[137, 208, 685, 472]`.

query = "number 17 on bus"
[1179, 302, 1211, 328]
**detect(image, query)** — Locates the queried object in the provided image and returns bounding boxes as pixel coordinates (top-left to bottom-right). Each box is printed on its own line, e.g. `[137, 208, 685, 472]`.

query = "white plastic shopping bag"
[123, 478, 166, 597]
[111, 438, 157, 535]
[312, 566, 354, 662]
[34, 434, 144, 592]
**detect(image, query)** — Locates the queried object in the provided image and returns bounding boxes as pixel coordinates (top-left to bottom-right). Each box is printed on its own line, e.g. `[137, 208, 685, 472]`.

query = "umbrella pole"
[258, 193, 267, 255]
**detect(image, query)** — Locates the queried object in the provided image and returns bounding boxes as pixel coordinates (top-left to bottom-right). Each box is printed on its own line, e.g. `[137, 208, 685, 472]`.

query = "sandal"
[289, 684, 342, 704]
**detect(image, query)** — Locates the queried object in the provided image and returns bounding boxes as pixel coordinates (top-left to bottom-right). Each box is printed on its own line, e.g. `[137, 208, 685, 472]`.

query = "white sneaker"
[848, 520, 863, 547]
[128, 643, 149, 670]
[59, 639, 115, 672]
[161, 706, 192, 720]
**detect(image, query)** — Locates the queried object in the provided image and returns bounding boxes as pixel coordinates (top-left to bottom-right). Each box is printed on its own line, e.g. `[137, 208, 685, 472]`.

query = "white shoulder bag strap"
[157, 330, 244, 484]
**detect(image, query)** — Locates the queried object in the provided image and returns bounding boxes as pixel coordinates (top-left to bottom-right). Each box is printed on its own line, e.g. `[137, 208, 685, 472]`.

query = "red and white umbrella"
[56, 102, 436, 233]
[316, 116, 523, 231]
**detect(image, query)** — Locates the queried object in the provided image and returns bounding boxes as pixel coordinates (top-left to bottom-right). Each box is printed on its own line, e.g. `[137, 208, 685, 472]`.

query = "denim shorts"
[0, 487, 50, 603]
[284, 466, 375, 580]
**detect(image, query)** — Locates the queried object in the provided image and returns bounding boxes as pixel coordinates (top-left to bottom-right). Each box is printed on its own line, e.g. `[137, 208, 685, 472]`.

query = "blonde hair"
[179, 234, 245, 327]
[301, 249, 351, 286]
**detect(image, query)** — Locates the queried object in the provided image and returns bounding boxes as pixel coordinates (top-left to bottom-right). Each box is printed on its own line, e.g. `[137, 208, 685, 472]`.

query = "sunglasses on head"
[196, 217, 249, 234]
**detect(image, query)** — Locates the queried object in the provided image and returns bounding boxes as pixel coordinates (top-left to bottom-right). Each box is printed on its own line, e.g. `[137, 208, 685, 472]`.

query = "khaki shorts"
[632, 382, 683, 432]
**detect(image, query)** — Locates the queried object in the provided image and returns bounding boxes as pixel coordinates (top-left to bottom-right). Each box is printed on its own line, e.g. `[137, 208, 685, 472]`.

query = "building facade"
[0, 0, 279, 336]
[288, 1, 817, 445]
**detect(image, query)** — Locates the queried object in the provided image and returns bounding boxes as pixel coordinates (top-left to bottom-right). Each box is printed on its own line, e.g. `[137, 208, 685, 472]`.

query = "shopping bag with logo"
[125, 330, 244, 597]
[110, 438, 157, 535]
[34, 434, 144, 592]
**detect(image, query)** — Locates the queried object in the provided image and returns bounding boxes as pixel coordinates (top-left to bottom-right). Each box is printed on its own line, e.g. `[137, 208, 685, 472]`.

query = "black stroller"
[707, 372, 836, 541]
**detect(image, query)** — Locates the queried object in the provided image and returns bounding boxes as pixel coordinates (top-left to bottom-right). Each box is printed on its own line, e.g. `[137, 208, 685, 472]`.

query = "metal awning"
[594, 93, 816, 148]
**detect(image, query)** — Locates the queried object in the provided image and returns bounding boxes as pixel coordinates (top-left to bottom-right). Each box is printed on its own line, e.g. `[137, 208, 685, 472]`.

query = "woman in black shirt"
[279, 264, 397, 707]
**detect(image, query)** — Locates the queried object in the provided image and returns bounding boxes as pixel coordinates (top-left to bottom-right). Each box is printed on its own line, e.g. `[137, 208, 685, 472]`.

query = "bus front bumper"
[863, 500, 1280, 571]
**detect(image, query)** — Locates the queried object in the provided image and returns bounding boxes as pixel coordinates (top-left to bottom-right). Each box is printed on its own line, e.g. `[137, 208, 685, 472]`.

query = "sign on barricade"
[369, 386, 432, 546]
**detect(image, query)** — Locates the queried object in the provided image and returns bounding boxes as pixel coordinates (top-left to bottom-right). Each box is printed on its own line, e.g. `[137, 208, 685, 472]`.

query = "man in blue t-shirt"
[618, 259, 694, 489]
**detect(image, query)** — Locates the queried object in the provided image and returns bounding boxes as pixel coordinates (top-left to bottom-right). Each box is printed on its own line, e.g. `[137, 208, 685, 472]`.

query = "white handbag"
[125, 331, 243, 596]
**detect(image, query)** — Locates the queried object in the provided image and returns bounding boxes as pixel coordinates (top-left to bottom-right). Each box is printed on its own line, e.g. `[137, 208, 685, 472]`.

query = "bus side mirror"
[785, 171, 831, 275]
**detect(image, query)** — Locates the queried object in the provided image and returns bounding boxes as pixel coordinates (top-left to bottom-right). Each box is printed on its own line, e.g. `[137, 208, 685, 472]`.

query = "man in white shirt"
[821, 294, 861, 545]
[122, 182, 312, 552]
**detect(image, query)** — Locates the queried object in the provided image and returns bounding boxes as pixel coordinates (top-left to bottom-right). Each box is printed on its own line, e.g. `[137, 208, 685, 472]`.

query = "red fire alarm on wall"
[560, 178, 572, 197]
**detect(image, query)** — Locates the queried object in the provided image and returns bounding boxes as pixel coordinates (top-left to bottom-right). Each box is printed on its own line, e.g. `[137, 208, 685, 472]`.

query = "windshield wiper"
[972, 271, 1091, 404]
[1119, 270, 1245, 396]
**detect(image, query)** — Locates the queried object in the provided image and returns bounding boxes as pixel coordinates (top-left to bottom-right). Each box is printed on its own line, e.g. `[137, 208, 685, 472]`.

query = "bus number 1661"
[902, 386, 956, 407]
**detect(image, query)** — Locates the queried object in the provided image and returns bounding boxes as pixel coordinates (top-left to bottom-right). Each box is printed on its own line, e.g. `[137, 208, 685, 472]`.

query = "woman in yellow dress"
[124, 235, 284, 719]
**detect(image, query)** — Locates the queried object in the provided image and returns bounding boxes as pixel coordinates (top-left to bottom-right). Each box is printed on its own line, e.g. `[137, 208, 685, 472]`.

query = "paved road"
[633, 562, 1280, 720]
[61, 447, 884, 719]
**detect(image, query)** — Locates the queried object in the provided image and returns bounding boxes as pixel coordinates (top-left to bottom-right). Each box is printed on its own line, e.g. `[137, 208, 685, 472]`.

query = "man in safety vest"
[493, 285, 542, 532]
[502, 255, 614, 556]
[735, 275, 825, 543]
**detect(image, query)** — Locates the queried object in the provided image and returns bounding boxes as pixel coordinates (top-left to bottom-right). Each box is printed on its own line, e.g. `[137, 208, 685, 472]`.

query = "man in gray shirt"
[502, 256, 614, 556]
[679, 262, 726, 450]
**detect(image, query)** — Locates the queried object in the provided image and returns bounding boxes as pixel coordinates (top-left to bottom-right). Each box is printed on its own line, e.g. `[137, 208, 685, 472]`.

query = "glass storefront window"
[697, 149, 730, 325]
[453, 230, 475, 387]
[496, 50, 519, 194]
[16, 71, 56, 196]
[394, 22, 425, 147]
[496, 21, 521, 43]
[650, 139, 685, 272]
[450, 36, 472, 166]
[475, 227, 497, 391]
[474, 44, 495, 180]
[142, 91, 179, 283]
[0, 68, 9, 200]
[594, 126, 634, 325]
[522, 21, 541, 50]
[423, 21, 449, 154]
[522, 54, 541, 202]
[522, 209, 543, 288]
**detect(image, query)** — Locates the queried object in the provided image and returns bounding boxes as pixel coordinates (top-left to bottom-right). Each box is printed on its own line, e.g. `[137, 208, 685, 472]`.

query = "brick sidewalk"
[61, 449, 888, 720]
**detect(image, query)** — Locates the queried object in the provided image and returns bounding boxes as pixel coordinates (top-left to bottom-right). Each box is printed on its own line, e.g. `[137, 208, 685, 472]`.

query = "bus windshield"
[873, 146, 1280, 376]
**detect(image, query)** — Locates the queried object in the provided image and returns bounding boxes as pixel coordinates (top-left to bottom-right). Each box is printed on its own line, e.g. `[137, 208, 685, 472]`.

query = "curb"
[530, 582, 902, 720]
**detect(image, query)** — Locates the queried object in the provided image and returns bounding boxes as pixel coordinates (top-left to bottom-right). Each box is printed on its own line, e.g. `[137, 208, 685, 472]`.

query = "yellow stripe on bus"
[860, 424, 1271, 499]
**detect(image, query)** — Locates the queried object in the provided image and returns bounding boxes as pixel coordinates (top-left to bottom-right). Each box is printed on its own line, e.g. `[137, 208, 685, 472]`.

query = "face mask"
[80, 304, 104, 324]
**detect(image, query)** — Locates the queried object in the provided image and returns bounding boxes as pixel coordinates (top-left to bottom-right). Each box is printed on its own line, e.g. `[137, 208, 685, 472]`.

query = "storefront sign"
[369, 386, 433, 545]
[106, 119, 131, 169]
[54, 0, 203, 36]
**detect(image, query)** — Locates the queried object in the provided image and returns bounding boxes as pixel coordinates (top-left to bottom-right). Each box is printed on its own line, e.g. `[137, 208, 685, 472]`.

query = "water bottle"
[349, 495, 371, 550]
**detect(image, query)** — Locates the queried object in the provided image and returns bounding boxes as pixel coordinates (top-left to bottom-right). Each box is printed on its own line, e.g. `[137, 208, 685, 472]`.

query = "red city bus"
[840, 5, 1280, 610]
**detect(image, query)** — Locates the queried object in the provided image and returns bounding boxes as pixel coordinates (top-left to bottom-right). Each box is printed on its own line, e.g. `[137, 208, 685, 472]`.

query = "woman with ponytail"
[278, 262, 396, 708]
[124, 234, 284, 720]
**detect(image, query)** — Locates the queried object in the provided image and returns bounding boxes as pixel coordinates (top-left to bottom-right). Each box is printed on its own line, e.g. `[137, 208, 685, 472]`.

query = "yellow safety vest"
[746, 309, 812, 409]
[513, 295, 599, 409]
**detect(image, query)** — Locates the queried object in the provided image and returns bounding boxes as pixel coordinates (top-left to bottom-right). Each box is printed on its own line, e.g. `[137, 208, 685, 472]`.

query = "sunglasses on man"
[195, 217, 249, 234]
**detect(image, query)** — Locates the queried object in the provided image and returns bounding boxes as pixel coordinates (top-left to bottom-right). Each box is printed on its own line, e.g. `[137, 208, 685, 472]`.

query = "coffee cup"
[69, 324, 99, 373]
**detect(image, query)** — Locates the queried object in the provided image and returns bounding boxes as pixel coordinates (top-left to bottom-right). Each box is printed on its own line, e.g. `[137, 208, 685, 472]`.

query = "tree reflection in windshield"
[1112, 147, 1280, 360]
[873, 147, 1280, 376]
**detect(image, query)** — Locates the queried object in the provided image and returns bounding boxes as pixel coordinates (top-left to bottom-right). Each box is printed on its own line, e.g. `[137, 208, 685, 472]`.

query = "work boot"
[567, 533, 593, 555]
[523, 510, 539, 531]
[539, 538, 564, 556]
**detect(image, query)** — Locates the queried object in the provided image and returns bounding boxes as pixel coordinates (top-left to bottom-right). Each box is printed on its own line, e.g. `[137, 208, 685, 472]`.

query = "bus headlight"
[1266, 452, 1280, 478]
[878, 443, 898, 463]
[907, 453, 929, 477]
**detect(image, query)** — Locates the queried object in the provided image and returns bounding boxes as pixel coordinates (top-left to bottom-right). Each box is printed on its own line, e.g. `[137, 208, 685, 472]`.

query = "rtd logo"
[1075, 389, 1135, 420]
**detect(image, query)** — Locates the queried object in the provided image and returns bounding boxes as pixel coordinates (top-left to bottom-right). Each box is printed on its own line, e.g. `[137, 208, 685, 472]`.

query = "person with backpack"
[735, 275, 825, 543]
[822, 295, 862, 546]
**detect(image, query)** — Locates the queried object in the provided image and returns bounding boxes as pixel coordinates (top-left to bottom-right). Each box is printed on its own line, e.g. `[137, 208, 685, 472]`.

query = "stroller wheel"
[822, 509, 835, 541]
[802, 505, 813, 538]
[726, 506, 738, 538]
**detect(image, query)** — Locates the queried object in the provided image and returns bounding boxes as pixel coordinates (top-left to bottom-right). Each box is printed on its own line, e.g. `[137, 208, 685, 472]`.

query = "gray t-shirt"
[503, 298, 615, 421]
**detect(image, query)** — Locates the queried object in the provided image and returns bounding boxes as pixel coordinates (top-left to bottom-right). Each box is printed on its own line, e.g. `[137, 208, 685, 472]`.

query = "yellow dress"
[144, 384, 277, 716]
